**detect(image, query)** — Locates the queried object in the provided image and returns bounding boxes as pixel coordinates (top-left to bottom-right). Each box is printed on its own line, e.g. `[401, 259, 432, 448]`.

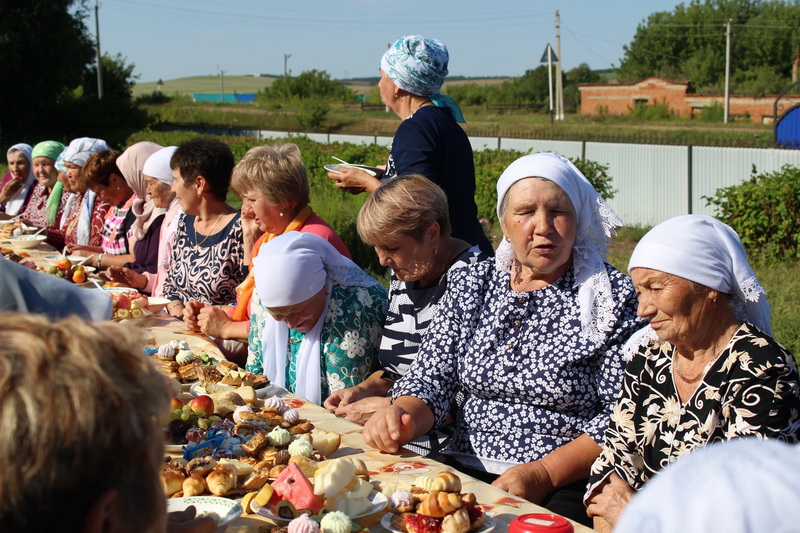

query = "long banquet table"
[6, 240, 595, 532]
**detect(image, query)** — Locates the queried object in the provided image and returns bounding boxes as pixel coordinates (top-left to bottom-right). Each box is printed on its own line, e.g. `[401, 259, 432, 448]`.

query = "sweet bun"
[431, 472, 462, 493]
[441, 507, 471, 533]
[418, 491, 463, 518]
[311, 428, 341, 456]
[182, 474, 207, 497]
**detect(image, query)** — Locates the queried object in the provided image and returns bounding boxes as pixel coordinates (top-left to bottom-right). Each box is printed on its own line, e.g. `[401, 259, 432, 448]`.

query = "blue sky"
[98, 0, 686, 83]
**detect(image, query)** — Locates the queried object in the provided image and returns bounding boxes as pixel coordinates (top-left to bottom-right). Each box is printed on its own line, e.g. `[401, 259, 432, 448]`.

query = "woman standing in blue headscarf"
[327, 35, 492, 256]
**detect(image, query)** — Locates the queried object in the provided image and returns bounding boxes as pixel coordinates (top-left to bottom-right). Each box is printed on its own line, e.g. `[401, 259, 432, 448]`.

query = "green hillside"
[133, 75, 277, 97]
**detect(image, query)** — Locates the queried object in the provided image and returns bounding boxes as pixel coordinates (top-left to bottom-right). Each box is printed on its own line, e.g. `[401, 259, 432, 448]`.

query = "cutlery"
[76, 255, 92, 265]
[62, 246, 68, 258]
[330, 157, 376, 176]
[91, 278, 105, 291]
[31, 227, 46, 236]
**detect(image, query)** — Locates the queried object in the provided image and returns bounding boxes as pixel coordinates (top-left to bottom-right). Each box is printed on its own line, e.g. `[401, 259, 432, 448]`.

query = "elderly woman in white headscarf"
[584, 215, 800, 533]
[104, 146, 181, 297]
[327, 35, 492, 255]
[250, 232, 387, 405]
[0, 143, 37, 219]
[363, 152, 644, 526]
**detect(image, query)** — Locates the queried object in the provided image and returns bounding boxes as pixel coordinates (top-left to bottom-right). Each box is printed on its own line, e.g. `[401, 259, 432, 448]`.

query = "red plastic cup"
[509, 513, 574, 533]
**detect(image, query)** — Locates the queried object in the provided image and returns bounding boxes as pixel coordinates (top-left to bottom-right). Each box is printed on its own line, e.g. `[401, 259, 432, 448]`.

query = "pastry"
[311, 428, 341, 456]
[430, 472, 462, 493]
[390, 489, 416, 513]
[206, 464, 236, 496]
[441, 508, 470, 533]
[161, 467, 185, 497]
[241, 430, 269, 456]
[182, 474, 207, 497]
[186, 456, 217, 477]
[418, 492, 463, 518]
[241, 470, 270, 490]
[391, 512, 412, 532]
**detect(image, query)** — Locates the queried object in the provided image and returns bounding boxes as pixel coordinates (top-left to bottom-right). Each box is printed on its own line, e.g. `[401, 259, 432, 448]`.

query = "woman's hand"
[334, 396, 391, 425]
[104, 266, 147, 290]
[585, 473, 634, 529]
[197, 305, 233, 338]
[327, 167, 381, 194]
[166, 506, 218, 533]
[182, 301, 206, 330]
[492, 461, 555, 504]
[323, 385, 369, 412]
[362, 404, 417, 453]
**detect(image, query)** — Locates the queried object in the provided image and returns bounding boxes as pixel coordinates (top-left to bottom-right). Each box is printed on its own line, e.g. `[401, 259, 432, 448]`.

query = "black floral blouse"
[587, 322, 800, 498]
[392, 260, 644, 473]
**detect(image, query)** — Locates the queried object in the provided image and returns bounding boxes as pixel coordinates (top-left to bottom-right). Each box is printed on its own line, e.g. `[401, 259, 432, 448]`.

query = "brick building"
[579, 76, 800, 123]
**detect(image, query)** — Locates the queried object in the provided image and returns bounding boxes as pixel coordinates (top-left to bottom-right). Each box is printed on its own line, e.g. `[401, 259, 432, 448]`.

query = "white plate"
[7, 235, 47, 249]
[148, 297, 171, 313]
[190, 381, 279, 399]
[381, 510, 495, 533]
[324, 163, 382, 177]
[164, 440, 245, 455]
[252, 490, 388, 523]
[167, 496, 242, 528]
[43, 254, 86, 263]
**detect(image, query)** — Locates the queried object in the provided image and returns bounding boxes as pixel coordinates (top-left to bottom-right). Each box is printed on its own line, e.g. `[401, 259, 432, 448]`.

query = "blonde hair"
[231, 143, 310, 208]
[0, 314, 169, 531]
[358, 174, 451, 244]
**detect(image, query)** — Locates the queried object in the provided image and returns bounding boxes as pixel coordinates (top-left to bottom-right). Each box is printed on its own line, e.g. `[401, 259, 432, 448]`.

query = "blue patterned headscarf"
[381, 35, 465, 123]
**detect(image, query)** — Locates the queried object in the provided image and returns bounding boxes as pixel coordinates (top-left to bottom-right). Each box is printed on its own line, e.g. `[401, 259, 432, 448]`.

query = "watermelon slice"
[269, 463, 324, 515]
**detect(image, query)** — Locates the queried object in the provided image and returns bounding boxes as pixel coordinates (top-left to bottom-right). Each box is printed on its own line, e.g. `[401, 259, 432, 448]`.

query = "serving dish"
[380, 511, 495, 533]
[251, 490, 387, 523]
[166, 496, 242, 531]
[7, 235, 47, 249]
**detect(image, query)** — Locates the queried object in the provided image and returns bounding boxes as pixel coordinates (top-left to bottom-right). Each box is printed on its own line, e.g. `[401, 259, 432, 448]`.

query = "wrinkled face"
[631, 267, 715, 347]
[32, 156, 58, 188]
[239, 188, 288, 234]
[502, 178, 577, 284]
[144, 176, 174, 209]
[373, 233, 436, 283]
[7, 150, 30, 180]
[266, 286, 328, 333]
[64, 162, 85, 193]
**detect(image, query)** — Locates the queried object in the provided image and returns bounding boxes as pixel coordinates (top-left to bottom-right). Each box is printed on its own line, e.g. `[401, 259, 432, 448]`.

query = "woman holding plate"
[326, 35, 492, 256]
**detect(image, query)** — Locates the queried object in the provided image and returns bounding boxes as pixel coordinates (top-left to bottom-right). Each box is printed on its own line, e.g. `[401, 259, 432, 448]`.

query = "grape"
[180, 411, 192, 422]
[48, 266, 58, 275]
[170, 409, 183, 421]
[197, 418, 209, 429]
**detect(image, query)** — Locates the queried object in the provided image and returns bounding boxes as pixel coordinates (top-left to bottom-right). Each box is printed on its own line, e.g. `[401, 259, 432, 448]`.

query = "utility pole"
[284, 54, 292, 78]
[219, 69, 226, 103]
[555, 11, 564, 120]
[724, 20, 732, 123]
[95, 0, 103, 100]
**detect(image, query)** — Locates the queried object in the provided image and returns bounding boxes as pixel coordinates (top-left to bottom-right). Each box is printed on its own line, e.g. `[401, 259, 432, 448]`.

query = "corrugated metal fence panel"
[258, 130, 291, 139]
[328, 134, 376, 145]
[469, 137, 500, 151]
[302, 133, 330, 143]
[691, 146, 800, 215]
[499, 139, 583, 158]
[586, 143, 688, 227]
[376, 136, 394, 148]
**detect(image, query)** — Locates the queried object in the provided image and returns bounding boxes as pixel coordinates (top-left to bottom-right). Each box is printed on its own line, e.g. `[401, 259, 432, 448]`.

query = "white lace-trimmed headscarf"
[253, 231, 381, 405]
[495, 152, 623, 343]
[624, 214, 772, 356]
[5, 143, 36, 216]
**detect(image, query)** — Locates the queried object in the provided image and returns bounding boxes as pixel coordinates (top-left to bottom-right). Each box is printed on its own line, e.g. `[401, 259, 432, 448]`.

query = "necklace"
[193, 213, 224, 251]
[674, 356, 708, 384]
[406, 99, 430, 120]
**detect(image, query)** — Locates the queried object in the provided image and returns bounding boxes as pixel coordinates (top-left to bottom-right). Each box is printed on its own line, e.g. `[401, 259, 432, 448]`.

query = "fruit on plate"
[57, 257, 72, 270]
[110, 290, 153, 319]
[190, 395, 215, 417]
[170, 397, 185, 411]
[270, 463, 324, 515]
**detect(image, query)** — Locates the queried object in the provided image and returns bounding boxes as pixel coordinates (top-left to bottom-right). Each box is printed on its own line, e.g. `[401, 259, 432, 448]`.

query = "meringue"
[288, 438, 313, 458]
[268, 426, 291, 447]
[288, 514, 320, 533]
[263, 396, 287, 413]
[282, 407, 300, 424]
[232, 405, 254, 424]
[157, 344, 175, 359]
[175, 349, 197, 365]
[319, 511, 351, 533]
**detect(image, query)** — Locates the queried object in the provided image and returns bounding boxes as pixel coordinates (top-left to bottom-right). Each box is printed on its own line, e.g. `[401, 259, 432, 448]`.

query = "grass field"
[133, 75, 277, 97]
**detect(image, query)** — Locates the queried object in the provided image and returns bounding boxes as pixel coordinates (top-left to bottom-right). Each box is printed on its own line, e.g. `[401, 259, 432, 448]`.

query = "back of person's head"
[231, 143, 310, 208]
[358, 174, 451, 244]
[0, 314, 169, 532]
[170, 138, 235, 201]
[80, 149, 123, 190]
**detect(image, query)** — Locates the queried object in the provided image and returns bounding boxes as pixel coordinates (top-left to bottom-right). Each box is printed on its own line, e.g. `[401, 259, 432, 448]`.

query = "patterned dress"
[63, 194, 111, 248]
[246, 281, 388, 400]
[587, 322, 800, 497]
[392, 260, 644, 474]
[161, 213, 246, 305]
[101, 194, 137, 255]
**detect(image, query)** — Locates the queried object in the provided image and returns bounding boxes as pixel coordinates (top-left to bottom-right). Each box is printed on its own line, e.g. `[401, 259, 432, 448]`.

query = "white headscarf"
[61, 137, 110, 167]
[118, 142, 163, 242]
[615, 439, 800, 533]
[253, 232, 381, 405]
[495, 152, 623, 343]
[143, 146, 178, 185]
[625, 214, 771, 356]
[5, 143, 36, 216]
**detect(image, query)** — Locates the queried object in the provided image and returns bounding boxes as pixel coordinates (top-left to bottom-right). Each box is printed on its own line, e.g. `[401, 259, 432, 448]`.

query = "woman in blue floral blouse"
[248, 231, 387, 405]
[363, 153, 644, 526]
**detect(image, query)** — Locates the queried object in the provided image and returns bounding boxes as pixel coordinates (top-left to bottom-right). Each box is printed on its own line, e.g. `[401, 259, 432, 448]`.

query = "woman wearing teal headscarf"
[18, 141, 69, 245]
[326, 35, 492, 256]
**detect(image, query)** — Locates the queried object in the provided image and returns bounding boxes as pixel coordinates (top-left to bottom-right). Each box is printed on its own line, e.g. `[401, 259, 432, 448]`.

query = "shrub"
[699, 101, 724, 122]
[705, 164, 800, 260]
[627, 99, 675, 120]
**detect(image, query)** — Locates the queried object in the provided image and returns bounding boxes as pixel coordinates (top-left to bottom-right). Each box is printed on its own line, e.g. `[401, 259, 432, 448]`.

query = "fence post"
[581, 140, 586, 160]
[687, 145, 693, 214]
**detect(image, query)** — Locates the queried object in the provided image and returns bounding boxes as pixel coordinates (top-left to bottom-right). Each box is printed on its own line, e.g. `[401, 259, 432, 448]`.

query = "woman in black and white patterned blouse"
[585, 215, 800, 533]
[324, 175, 487, 442]
[363, 154, 644, 526]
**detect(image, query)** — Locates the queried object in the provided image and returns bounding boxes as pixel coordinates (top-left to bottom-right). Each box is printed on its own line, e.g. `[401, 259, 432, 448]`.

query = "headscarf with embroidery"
[381, 35, 465, 123]
[4, 144, 36, 216]
[495, 152, 623, 344]
[117, 142, 163, 241]
[253, 232, 381, 405]
[62, 138, 110, 245]
[624, 214, 772, 357]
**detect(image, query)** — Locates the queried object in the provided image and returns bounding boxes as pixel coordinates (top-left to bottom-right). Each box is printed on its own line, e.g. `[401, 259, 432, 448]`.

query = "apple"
[57, 257, 72, 271]
[189, 395, 214, 416]
[170, 397, 184, 411]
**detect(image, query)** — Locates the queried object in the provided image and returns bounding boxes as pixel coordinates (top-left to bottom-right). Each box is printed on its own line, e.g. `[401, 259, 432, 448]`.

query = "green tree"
[0, 0, 94, 144]
[618, 0, 800, 95]
[259, 70, 354, 102]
